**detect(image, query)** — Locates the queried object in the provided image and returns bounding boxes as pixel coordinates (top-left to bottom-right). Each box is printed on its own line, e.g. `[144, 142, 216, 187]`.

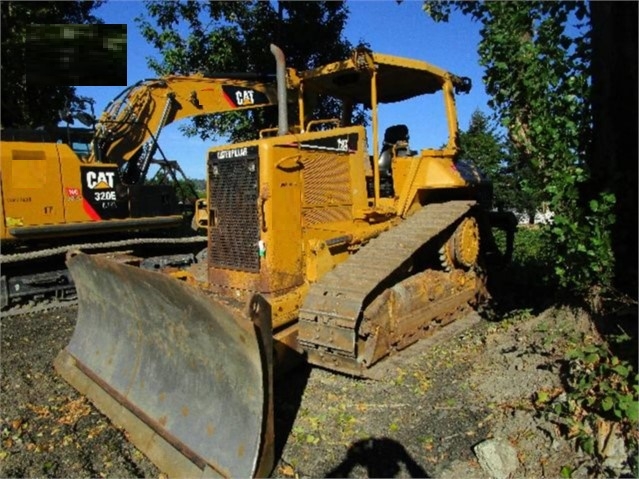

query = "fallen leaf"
[58, 398, 91, 425]
[26, 404, 51, 418]
[278, 464, 295, 477]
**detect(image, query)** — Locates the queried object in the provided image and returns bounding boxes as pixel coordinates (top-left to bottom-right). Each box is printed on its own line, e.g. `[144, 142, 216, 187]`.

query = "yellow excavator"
[55, 45, 515, 477]
[0, 74, 281, 308]
[1, 74, 280, 242]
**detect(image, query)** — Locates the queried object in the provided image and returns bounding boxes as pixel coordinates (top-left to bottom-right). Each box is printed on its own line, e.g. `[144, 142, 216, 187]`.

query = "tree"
[587, 3, 637, 297]
[458, 110, 543, 222]
[457, 111, 514, 218]
[1, 1, 103, 129]
[136, 1, 364, 143]
[423, 1, 628, 298]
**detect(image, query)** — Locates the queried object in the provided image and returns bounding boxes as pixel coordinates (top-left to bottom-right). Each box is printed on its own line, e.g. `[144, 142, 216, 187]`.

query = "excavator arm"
[90, 74, 280, 184]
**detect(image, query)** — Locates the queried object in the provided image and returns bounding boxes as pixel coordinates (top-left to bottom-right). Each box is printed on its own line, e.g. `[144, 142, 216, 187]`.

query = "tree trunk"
[590, 2, 638, 296]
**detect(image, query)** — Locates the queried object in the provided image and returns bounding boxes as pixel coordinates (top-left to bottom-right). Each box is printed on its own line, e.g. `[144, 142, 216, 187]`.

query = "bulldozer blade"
[54, 252, 273, 478]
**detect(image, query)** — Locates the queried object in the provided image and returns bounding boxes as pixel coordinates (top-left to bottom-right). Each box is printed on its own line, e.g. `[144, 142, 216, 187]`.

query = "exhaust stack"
[270, 44, 288, 136]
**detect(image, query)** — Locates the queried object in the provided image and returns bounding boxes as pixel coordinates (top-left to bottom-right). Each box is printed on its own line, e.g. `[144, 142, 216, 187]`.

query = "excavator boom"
[92, 75, 280, 184]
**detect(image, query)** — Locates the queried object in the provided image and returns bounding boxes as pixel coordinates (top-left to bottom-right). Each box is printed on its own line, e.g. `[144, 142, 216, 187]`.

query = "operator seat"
[376, 124, 413, 197]
[378, 124, 410, 176]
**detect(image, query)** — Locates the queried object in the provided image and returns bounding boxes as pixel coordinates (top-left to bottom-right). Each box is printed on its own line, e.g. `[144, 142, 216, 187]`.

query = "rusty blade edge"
[68, 351, 227, 477]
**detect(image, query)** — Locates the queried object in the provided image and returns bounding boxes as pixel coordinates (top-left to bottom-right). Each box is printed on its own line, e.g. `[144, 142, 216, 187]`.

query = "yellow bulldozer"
[55, 45, 515, 477]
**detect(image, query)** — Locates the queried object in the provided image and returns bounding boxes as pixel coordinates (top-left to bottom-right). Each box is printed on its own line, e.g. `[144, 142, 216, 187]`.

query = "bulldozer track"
[298, 200, 476, 375]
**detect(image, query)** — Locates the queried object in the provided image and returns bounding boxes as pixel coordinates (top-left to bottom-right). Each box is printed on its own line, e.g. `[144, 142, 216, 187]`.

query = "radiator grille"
[208, 148, 260, 271]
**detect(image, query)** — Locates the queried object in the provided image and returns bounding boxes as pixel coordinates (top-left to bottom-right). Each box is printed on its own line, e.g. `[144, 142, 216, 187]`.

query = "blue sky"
[73, 0, 489, 179]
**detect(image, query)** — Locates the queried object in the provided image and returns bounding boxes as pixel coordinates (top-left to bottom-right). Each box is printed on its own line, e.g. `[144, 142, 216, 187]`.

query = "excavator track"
[1, 235, 207, 264]
[298, 200, 480, 377]
[1, 236, 207, 313]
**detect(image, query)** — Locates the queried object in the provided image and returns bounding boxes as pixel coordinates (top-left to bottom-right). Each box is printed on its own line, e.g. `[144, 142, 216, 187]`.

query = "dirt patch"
[0, 304, 609, 478]
[273, 308, 599, 478]
[1, 307, 158, 478]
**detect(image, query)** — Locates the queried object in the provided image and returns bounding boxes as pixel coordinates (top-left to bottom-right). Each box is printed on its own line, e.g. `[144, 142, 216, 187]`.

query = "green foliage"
[560, 465, 573, 478]
[511, 227, 549, 266]
[0, 1, 103, 128]
[459, 110, 503, 177]
[186, 178, 207, 198]
[26, 24, 126, 87]
[493, 226, 553, 293]
[564, 340, 638, 424]
[543, 334, 638, 469]
[147, 173, 204, 202]
[495, 226, 553, 273]
[458, 110, 542, 218]
[547, 192, 615, 294]
[423, 1, 616, 299]
[490, 226, 558, 313]
[136, 1, 363, 143]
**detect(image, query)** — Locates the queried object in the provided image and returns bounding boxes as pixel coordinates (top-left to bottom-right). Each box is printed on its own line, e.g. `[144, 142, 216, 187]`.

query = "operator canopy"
[299, 48, 471, 106]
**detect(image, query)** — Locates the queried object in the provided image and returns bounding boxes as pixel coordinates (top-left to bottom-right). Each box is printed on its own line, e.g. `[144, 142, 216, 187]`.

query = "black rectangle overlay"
[26, 24, 127, 86]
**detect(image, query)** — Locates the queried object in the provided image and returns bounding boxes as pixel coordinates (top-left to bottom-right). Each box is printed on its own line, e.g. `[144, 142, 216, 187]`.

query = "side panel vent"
[301, 151, 353, 226]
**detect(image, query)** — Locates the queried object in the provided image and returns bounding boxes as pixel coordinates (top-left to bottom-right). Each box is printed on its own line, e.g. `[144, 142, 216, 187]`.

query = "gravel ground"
[0, 303, 610, 478]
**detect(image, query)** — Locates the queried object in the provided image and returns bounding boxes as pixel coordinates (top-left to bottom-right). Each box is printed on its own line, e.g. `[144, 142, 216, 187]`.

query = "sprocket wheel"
[439, 216, 480, 271]
[439, 240, 455, 272]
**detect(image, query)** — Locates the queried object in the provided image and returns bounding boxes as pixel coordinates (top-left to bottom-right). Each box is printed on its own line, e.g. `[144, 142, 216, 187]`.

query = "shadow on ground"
[324, 437, 431, 478]
[273, 362, 312, 462]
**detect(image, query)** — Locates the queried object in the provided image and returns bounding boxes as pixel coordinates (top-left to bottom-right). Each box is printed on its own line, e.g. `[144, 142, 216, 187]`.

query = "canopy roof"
[299, 50, 469, 106]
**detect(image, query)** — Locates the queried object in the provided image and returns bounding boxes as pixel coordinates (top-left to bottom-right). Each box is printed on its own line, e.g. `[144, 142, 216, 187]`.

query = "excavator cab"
[56, 45, 514, 478]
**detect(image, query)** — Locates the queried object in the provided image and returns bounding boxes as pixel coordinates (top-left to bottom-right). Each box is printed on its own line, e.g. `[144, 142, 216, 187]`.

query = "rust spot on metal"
[181, 406, 189, 417]
[159, 392, 166, 403]
[158, 415, 167, 427]
[237, 443, 245, 458]
[207, 423, 215, 437]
